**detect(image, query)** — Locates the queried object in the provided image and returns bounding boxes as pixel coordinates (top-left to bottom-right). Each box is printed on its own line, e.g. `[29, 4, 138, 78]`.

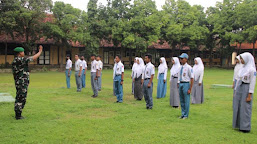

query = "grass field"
[0, 68, 257, 143]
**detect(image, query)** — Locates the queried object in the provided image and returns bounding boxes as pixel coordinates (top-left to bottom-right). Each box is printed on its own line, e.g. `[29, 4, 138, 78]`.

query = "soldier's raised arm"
[32, 45, 43, 61]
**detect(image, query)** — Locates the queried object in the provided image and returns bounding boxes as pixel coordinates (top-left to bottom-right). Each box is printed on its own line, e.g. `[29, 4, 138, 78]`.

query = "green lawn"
[0, 68, 257, 143]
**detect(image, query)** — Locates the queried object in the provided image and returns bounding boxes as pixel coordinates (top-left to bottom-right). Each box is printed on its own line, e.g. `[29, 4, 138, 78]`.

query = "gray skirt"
[191, 79, 204, 104]
[170, 77, 180, 107]
[134, 75, 143, 100]
[233, 80, 253, 131]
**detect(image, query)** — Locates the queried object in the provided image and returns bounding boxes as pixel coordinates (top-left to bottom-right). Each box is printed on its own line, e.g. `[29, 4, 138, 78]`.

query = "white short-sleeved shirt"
[91, 60, 99, 72]
[241, 67, 256, 93]
[66, 59, 72, 70]
[75, 59, 82, 71]
[82, 60, 87, 69]
[142, 62, 155, 79]
[178, 63, 193, 83]
[114, 61, 124, 75]
[98, 60, 103, 70]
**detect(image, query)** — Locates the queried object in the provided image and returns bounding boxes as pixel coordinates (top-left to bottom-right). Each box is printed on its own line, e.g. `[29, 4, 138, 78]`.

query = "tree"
[14, 0, 52, 52]
[43, 1, 82, 69]
[235, 0, 257, 55]
[161, 0, 208, 60]
[0, 0, 19, 66]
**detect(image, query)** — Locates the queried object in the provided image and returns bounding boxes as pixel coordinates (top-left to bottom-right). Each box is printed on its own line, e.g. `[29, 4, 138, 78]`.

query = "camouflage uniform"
[12, 56, 33, 115]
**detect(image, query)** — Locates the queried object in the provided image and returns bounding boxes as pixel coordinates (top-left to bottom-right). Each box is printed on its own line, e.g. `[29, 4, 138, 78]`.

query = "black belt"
[160, 73, 164, 74]
[172, 76, 178, 78]
[242, 82, 249, 84]
[144, 78, 150, 80]
[116, 74, 121, 76]
[180, 81, 189, 83]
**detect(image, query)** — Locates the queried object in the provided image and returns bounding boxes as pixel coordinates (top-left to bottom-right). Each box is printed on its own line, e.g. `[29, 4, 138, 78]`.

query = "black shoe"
[15, 116, 25, 120]
[92, 95, 98, 98]
[148, 107, 152, 110]
[98, 89, 101, 91]
[77, 90, 81, 92]
[240, 130, 250, 133]
[146, 107, 149, 109]
[179, 116, 184, 119]
[173, 106, 179, 109]
[91, 95, 95, 97]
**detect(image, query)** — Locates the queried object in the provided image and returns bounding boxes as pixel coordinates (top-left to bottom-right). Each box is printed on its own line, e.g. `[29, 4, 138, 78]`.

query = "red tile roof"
[232, 42, 257, 50]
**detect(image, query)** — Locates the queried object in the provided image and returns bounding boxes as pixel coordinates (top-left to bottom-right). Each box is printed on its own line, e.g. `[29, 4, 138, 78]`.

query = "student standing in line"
[232, 56, 243, 95]
[113, 59, 117, 96]
[81, 56, 87, 88]
[131, 57, 137, 95]
[90, 54, 99, 98]
[157, 57, 168, 99]
[142, 54, 155, 109]
[169, 57, 181, 108]
[191, 57, 204, 104]
[65, 55, 72, 89]
[133, 58, 145, 101]
[178, 53, 194, 119]
[96, 55, 103, 91]
[113, 55, 124, 103]
[233, 52, 256, 133]
[74, 54, 83, 92]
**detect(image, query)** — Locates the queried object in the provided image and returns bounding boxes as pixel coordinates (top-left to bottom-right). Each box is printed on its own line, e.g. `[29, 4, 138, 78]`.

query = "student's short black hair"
[97, 55, 101, 58]
[75, 54, 79, 57]
[116, 54, 121, 60]
[145, 54, 152, 60]
[91, 54, 96, 57]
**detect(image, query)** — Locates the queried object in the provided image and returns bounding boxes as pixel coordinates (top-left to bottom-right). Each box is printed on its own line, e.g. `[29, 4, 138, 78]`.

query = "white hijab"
[134, 58, 145, 78]
[132, 57, 138, 71]
[158, 57, 167, 74]
[170, 57, 181, 76]
[193, 57, 204, 81]
[234, 55, 243, 80]
[239, 52, 256, 78]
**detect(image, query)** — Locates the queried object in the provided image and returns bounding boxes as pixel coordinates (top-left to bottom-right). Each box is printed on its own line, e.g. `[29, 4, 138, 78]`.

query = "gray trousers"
[143, 79, 153, 108]
[233, 80, 252, 131]
[91, 72, 98, 96]
[75, 71, 82, 91]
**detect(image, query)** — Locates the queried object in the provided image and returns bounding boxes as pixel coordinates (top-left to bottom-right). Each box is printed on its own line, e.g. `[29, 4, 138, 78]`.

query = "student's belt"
[144, 78, 150, 80]
[180, 81, 189, 83]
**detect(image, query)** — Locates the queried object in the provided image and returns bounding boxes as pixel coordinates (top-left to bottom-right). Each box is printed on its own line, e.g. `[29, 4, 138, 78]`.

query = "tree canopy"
[1, 0, 257, 63]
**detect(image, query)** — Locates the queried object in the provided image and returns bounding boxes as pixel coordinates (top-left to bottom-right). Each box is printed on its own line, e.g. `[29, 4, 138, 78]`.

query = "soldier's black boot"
[15, 112, 24, 120]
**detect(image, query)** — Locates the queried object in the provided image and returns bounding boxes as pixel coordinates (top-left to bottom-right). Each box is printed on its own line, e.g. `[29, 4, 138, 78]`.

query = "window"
[38, 45, 50, 65]
[104, 51, 109, 64]
[126, 51, 130, 57]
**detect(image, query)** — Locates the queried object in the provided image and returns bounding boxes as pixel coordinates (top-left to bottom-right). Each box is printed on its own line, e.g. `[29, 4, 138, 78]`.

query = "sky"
[52, 0, 223, 11]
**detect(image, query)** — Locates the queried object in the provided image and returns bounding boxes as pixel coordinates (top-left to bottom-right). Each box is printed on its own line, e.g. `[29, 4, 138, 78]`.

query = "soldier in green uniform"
[12, 45, 43, 120]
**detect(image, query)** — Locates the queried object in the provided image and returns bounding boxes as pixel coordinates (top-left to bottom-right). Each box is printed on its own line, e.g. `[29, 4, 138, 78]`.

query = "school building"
[0, 33, 256, 68]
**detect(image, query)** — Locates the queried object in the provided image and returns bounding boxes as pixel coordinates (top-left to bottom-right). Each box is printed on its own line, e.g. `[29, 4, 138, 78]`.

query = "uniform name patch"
[254, 72, 256, 76]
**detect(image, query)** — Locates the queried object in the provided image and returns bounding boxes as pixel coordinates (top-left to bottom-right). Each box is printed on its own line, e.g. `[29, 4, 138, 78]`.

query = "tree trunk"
[60, 47, 64, 70]
[209, 48, 213, 68]
[5, 40, 7, 67]
[129, 48, 132, 67]
[239, 43, 242, 54]
[253, 41, 256, 57]
[171, 43, 175, 57]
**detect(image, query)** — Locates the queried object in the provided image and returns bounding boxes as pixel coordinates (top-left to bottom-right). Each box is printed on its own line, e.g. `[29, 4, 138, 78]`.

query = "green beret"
[14, 47, 24, 52]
